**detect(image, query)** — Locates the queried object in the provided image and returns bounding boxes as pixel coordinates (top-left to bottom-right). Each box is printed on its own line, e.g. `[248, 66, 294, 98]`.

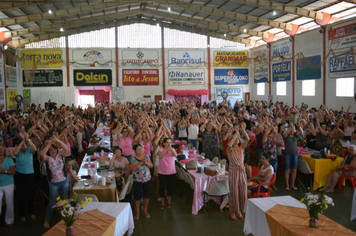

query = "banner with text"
[122, 69, 159, 86]
[214, 51, 249, 67]
[168, 50, 205, 67]
[21, 50, 62, 68]
[254, 65, 269, 83]
[329, 50, 356, 78]
[297, 55, 321, 80]
[6, 89, 17, 110]
[73, 69, 112, 86]
[329, 22, 356, 50]
[168, 69, 205, 85]
[72, 49, 112, 67]
[23, 69, 63, 87]
[121, 50, 159, 67]
[272, 61, 291, 82]
[272, 40, 291, 59]
[253, 47, 269, 64]
[215, 87, 243, 100]
[5, 66, 17, 87]
[214, 69, 249, 85]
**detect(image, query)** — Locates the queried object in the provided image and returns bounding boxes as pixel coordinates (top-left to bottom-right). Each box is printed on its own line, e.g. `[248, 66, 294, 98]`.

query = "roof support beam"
[0, 0, 61, 12]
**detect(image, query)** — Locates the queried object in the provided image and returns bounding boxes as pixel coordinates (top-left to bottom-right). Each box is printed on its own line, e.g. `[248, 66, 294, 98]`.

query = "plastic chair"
[78, 194, 99, 203]
[203, 179, 229, 217]
[297, 157, 314, 189]
[219, 159, 226, 166]
[212, 157, 219, 164]
[251, 166, 260, 177]
[119, 175, 133, 200]
[200, 153, 206, 157]
[251, 174, 276, 198]
[338, 168, 356, 193]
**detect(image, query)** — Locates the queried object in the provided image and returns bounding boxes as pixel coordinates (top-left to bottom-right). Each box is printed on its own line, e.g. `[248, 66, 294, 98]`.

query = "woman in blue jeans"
[40, 135, 69, 229]
[283, 122, 303, 190]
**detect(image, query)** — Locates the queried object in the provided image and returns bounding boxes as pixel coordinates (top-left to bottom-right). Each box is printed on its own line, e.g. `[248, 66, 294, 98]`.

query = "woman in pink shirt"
[117, 121, 134, 159]
[157, 138, 177, 209]
[133, 122, 153, 157]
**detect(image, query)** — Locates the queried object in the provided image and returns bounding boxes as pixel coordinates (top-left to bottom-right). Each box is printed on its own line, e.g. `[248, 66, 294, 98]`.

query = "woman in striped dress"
[226, 123, 250, 221]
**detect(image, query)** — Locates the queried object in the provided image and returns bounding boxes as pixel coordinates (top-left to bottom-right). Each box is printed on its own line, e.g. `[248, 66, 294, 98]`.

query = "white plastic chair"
[125, 175, 134, 195]
[78, 194, 99, 203]
[212, 157, 219, 164]
[219, 159, 226, 166]
[203, 179, 229, 217]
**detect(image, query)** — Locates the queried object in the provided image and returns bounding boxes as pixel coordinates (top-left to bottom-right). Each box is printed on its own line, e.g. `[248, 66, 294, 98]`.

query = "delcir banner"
[73, 69, 112, 86]
[214, 51, 248, 67]
[21, 50, 63, 68]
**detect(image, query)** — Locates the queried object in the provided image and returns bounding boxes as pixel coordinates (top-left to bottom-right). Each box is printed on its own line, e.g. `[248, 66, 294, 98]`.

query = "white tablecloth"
[83, 202, 134, 236]
[352, 188, 356, 222]
[243, 196, 306, 236]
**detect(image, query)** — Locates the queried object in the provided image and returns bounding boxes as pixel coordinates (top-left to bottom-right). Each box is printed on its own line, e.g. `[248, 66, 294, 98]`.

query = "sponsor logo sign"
[73, 69, 112, 86]
[253, 47, 269, 64]
[168, 69, 204, 85]
[21, 50, 62, 68]
[272, 40, 291, 58]
[22, 69, 63, 87]
[6, 89, 17, 109]
[329, 51, 356, 78]
[215, 87, 243, 100]
[5, 66, 17, 87]
[214, 69, 249, 85]
[122, 50, 159, 66]
[329, 22, 356, 50]
[168, 50, 205, 66]
[72, 49, 112, 67]
[254, 65, 269, 83]
[214, 51, 249, 67]
[122, 69, 159, 85]
[272, 61, 291, 81]
[297, 55, 321, 80]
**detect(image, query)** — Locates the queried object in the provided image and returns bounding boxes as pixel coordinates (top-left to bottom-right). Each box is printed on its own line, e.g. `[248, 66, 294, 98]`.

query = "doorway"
[155, 95, 162, 102]
[244, 92, 250, 102]
[80, 95, 95, 108]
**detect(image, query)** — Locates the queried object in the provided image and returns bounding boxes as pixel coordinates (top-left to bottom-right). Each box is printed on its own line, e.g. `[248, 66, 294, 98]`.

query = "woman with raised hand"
[227, 123, 249, 221]
[40, 135, 69, 229]
[200, 119, 219, 161]
[117, 120, 135, 161]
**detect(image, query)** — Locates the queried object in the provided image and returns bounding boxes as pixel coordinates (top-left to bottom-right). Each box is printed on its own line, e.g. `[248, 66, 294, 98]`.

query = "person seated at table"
[319, 145, 356, 192]
[131, 144, 153, 220]
[65, 158, 78, 193]
[115, 168, 126, 194]
[109, 147, 130, 180]
[247, 153, 274, 198]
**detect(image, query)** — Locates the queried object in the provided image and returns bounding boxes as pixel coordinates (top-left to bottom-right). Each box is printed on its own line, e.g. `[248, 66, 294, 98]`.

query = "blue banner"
[272, 61, 291, 82]
[329, 51, 356, 78]
[214, 69, 249, 85]
[297, 55, 321, 80]
[254, 65, 268, 83]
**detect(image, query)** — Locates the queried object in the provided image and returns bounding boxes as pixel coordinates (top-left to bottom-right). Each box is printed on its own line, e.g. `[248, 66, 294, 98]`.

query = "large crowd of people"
[0, 99, 356, 228]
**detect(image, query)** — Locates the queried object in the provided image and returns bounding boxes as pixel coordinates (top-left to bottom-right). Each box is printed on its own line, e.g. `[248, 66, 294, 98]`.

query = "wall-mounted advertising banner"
[297, 55, 321, 80]
[21, 50, 62, 68]
[5, 66, 17, 87]
[6, 89, 17, 110]
[329, 50, 356, 78]
[122, 50, 159, 67]
[73, 69, 112, 86]
[329, 22, 356, 50]
[122, 69, 159, 86]
[214, 69, 249, 85]
[272, 61, 291, 81]
[272, 40, 291, 58]
[254, 65, 269, 83]
[23, 89, 31, 98]
[253, 47, 269, 64]
[168, 69, 205, 85]
[168, 50, 205, 67]
[0, 89, 4, 111]
[72, 49, 112, 67]
[214, 51, 249, 67]
[215, 87, 243, 100]
[22, 69, 63, 87]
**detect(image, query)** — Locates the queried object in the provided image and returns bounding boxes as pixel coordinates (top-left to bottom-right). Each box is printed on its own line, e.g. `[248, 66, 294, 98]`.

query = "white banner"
[5, 66, 17, 87]
[272, 40, 291, 58]
[168, 68, 205, 85]
[168, 50, 205, 67]
[215, 87, 243, 100]
[122, 50, 159, 67]
[253, 47, 269, 64]
[72, 49, 112, 67]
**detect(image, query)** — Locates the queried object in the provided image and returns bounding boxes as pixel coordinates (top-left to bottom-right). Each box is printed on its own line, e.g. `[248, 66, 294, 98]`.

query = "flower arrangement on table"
[52, 196, 93, 235]
[300, 192, 334, 227]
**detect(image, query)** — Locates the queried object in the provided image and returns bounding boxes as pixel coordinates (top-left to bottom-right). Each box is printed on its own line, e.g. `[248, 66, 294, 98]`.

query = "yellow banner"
[7, 89, 17, 109]
[214, 51, 249, 67]
[21, 50, 62, 68]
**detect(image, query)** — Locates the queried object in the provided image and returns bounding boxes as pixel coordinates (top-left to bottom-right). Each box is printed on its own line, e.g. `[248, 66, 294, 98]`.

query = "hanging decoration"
[167, 89, 209, 96]
[103, 86, 111, 92]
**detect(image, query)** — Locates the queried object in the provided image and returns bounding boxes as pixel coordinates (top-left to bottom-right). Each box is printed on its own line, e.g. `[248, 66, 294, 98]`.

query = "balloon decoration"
[167, 89, 209, 96]
[103, 86, 111, 92]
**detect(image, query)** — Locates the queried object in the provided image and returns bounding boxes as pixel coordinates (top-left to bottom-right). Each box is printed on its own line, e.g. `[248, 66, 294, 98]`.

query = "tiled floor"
[1, 172, 356, 236]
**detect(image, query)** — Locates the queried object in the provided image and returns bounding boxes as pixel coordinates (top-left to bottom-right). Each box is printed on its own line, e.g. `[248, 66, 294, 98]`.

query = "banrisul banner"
[215, 87, 243, 100]
[168, 69, 205, 85]
[272, 61, 291, 82]
[329, 51, 356, 78]
[168, 50, 204, 66]
[73, 69, 112, 86]
[297, 55, 321, 80]
[272, 40, 291, 58]
[214, 69, 249, 85]
[72, 49, 112, 67]
[121, 50, 159, 67]
[23, 70, 63, 87]
[254, 65, 268, 83]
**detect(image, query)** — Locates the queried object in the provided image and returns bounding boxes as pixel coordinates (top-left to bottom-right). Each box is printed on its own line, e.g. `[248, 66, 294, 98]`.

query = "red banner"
[122, 69, 159, 86]
[329, 22, 356, 40]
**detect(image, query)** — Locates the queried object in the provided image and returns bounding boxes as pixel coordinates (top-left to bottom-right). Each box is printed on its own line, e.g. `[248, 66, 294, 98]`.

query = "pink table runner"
[188, 170, 229, 215]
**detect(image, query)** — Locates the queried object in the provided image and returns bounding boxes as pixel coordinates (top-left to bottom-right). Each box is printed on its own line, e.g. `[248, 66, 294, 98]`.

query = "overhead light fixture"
[60, 27, 64, 32]
[273, 11, 277, 16]
[48, 9, 52, 14]
[243, 29, 247, 33]
[207, 44, 210, 48]
[168, 7, 171, 12]
[4, 45, 8, 50]
[224, 33, 226, 37]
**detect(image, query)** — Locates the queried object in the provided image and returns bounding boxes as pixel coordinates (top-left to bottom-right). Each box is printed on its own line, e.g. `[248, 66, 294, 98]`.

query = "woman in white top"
[186, 110, 201, 150]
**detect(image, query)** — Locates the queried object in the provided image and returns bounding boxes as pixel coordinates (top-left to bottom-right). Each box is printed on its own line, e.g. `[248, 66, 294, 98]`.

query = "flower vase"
[66, 226, 73, 236]
[309, 217, 317, 228]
